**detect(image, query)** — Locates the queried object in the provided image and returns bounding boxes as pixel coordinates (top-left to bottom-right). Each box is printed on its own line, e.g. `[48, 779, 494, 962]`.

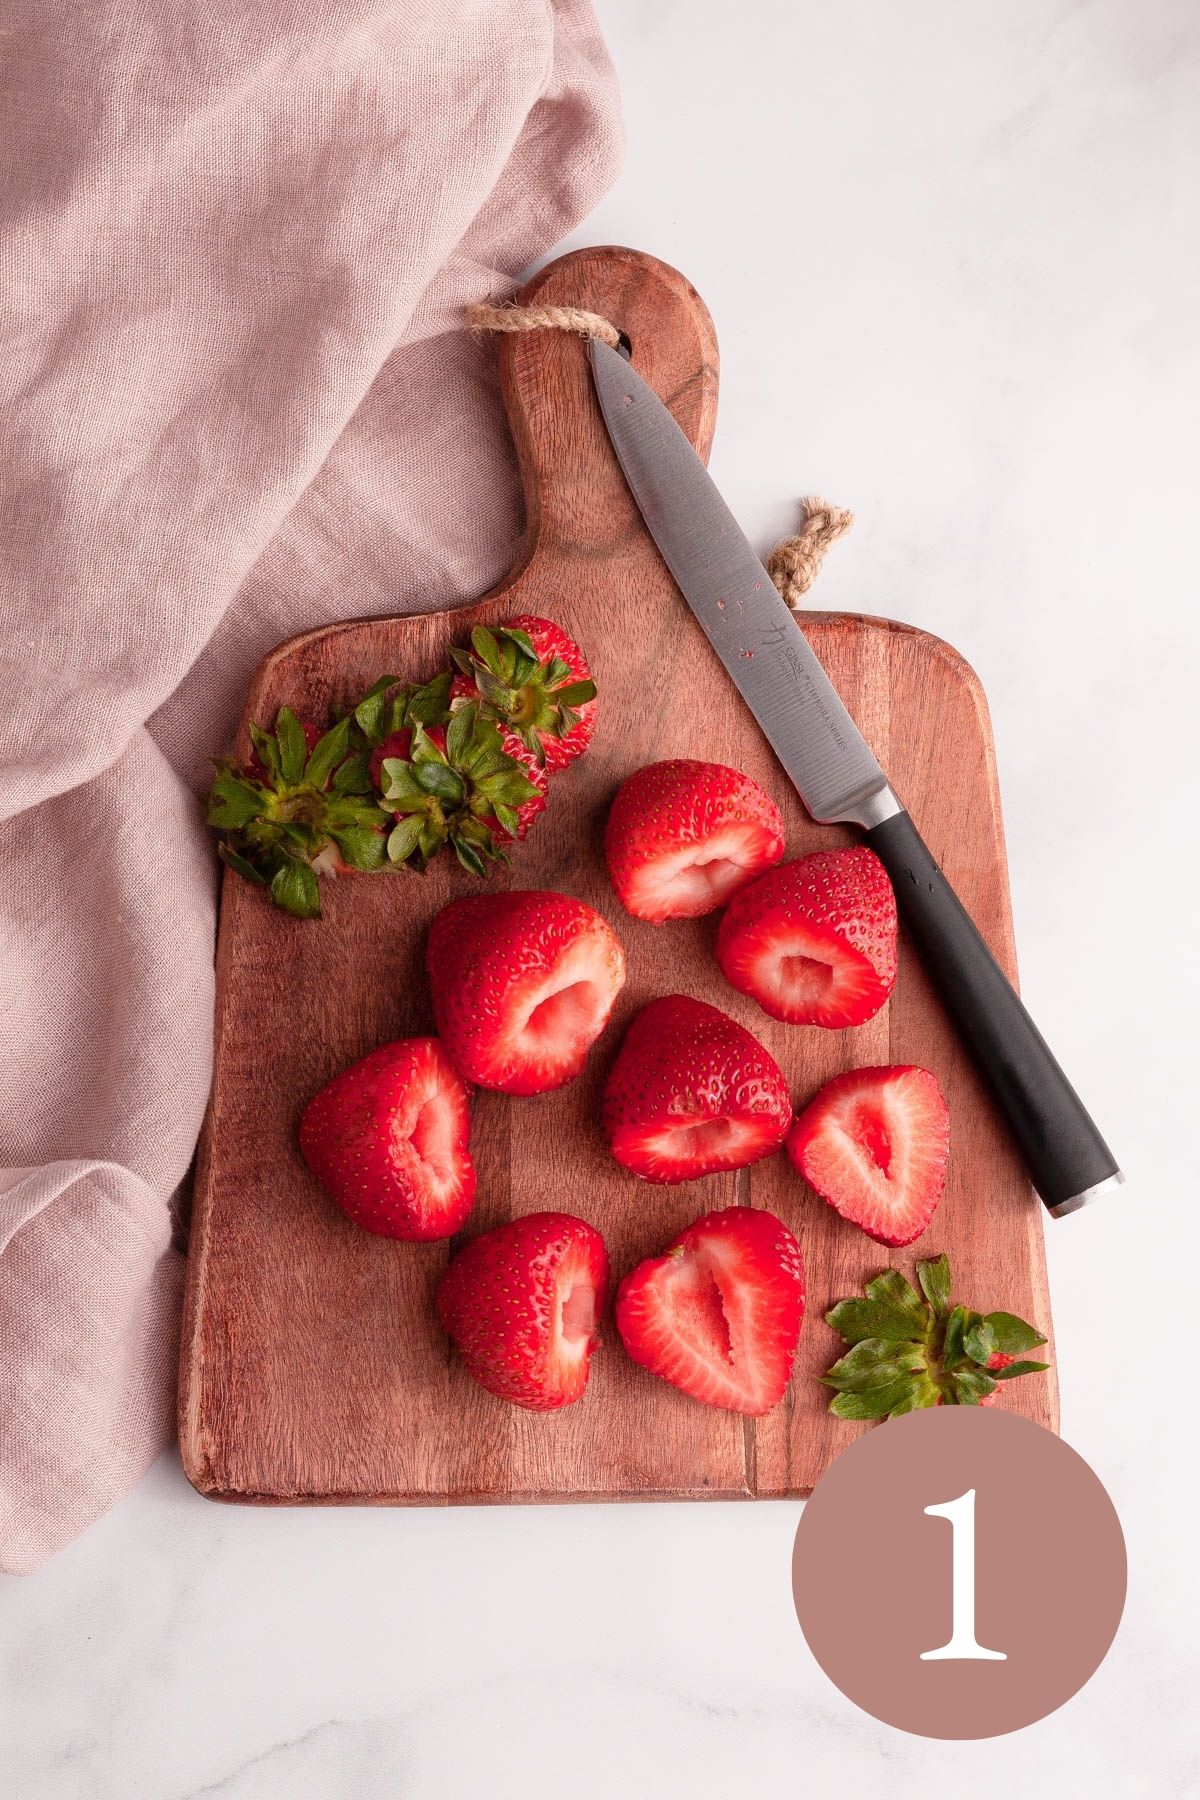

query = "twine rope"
[466, 300, 623, 350]
[468, 302, 853, 605]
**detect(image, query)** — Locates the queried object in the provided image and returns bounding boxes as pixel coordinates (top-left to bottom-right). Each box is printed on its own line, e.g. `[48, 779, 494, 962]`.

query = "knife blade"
[590, 336, 1121, 1217]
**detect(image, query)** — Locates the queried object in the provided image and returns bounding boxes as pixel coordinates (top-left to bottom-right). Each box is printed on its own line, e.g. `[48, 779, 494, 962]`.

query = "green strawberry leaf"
[490, 802, 519, 838]
[825, 1294, 929, 1346]
[990, 1359, 1051, 1381]
[822, 1339, 927, 1392]
[917, 1253, 953, 1317]
[888, 1376, 943, 1415]
[866, 1269, 925, 1312]
[451, 834, 489, 877]
[983, 1312, 1048, 1354]
[508, 647, 540, 688]
[469, 626, 506, 679]
[496, 624, 538, 657]
[331, 827, 387, 872]
[303, 716, 352, 790]
[275, 707, 309, 784]
[386, 816, 424, 864]
[555, 679, 596, 707]
[409, 721, 449, 766]
[964, 1318, 999, 1366]
[208, 769, 268, 830]
[472, 667, 514, 709]
[248, 723, 280, 782]
[270, 857, 320, 919]
[323, 796, 390, 830]
[445, 700, 477, 766]
[417, 816, 444, 861]
[380, 761, 425, 806]
[476, 768, 539, 806]
[950, 1368, 997, 1406]
[332, 751, 373, 795]
[413, 761, 465, 804]
[217, 843, 267, 885]
[406, 671, 453, 724]
[353, 676, 402, 744]
[942, 1304, 969, 1369]
[830, 1378, 924, 1421]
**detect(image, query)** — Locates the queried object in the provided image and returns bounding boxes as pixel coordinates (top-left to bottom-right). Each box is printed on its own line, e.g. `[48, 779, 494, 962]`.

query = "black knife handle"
[865, 809, 1121, 1216]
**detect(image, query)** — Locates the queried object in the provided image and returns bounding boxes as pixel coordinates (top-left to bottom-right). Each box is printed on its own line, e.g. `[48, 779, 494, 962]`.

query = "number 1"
[920, 1488, 1006, 1662]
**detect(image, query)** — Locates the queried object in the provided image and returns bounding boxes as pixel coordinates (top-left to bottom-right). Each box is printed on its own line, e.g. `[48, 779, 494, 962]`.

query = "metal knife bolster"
[589, 337, 1122, 1216]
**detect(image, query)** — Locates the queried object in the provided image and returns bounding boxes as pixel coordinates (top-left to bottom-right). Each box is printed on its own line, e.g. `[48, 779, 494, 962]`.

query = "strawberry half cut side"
[787, 1064, 950, 1246]
[603, 994, 792, 1183]
[299, 1037, 476, 1241]
[716, 849, 897, 1028]
[437, 1211, 609, 1410]
[615, 1206, 805, 1415]
[604, 760, 786, 923]
[427, 890, 627, 1094]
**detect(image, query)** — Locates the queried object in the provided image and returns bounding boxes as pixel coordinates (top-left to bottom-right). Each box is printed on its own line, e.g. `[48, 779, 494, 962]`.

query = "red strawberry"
[450, 615, 596, 772]
[787, 1064, 950, 1246]
[299, 1037, 475, 1241]
[615, 1206, 805, 1415]
[604, 760, 786, 924]
[437, 1211, 609, 1410]
[716, 848, 897, 1028]
[371, 722, 547, 845]
[427, 889, 626, 1094]
[603, 994, 792, 1184]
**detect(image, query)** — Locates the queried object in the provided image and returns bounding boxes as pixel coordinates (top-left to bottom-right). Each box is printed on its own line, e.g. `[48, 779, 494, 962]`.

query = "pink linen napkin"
[0, 0, 621, 1573]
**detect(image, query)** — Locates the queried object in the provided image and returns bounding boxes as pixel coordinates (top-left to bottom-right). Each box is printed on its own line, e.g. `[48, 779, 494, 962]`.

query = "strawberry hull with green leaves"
[206, 614, 597, 918]
[821, 1253, 1050, 1419]
[372, 710, 545, 876]
[450, 616, 596, 772]
[207, 705, 394, 919]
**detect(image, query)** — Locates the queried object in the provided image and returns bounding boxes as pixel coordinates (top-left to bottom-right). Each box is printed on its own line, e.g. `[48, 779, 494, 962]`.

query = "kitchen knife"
[590, 335, 1121, 1217]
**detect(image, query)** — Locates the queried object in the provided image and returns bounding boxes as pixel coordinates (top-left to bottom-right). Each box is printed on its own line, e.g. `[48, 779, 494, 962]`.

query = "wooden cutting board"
[179, 245, 1057, 1505]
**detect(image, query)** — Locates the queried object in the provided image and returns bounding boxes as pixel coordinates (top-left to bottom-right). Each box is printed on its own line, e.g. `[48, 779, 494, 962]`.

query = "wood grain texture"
[179, 245, 1057, 1506]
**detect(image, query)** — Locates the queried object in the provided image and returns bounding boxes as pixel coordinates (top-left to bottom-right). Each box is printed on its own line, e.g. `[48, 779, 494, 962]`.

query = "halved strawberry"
[787, 1064, 950, 1246]
[604, 759, 786, 923]
[602, 994, 792, 1183]
[427, 889, 626, 1094]
[716, 848, 897, 1028]
[437, 1211, 609, 1409]
[450, 615, 596, 772]
[615, 1206, 805, 1415]
[298, 1037, 475, 1241]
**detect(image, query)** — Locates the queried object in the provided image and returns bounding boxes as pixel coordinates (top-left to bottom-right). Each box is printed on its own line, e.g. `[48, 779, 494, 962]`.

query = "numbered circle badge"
[792, 1407, 1126, 1738]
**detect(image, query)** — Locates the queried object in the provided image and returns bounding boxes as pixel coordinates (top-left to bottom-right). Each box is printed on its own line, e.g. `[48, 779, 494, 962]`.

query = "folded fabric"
[0, 0, 622, 1574]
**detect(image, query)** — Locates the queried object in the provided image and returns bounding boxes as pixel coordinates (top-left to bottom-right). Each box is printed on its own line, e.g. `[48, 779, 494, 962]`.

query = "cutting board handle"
[496, 246, 719, 565]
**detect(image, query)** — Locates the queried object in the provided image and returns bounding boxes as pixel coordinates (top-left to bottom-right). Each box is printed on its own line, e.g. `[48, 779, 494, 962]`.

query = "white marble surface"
[4, 3, 1197, 1793]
